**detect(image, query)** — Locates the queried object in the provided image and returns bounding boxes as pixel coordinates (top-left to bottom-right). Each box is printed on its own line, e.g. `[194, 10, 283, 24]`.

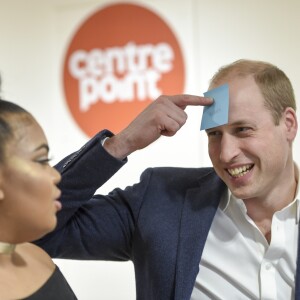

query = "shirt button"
[265, 263, 272, 270]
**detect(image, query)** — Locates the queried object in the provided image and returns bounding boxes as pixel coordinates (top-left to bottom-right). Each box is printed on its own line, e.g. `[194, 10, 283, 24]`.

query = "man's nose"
[219, 133, 240, 163]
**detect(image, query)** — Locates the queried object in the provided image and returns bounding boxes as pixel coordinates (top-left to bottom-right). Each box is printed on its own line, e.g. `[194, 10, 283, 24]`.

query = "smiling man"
[193, 60, 298, 299]
[37, 59, 299, 300]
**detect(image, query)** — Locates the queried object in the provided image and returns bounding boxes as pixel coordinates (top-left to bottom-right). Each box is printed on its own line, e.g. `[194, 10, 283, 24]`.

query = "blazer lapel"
[173, 173, 226, 300]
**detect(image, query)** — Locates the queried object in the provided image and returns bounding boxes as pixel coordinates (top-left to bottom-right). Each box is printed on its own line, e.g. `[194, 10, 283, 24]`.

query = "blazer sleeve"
[35, 129, 151, 261]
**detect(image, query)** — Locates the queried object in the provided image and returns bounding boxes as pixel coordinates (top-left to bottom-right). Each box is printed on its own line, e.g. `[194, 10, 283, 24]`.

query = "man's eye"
[238, 127, 249, 132]
[207, 131, 221, 136]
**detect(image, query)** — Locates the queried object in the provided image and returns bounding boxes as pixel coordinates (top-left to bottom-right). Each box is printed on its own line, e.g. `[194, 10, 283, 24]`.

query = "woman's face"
[0, 114, 61, 243]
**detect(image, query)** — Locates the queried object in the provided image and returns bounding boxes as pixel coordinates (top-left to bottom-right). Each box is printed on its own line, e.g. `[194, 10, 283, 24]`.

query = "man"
[37, 59, 299, 299]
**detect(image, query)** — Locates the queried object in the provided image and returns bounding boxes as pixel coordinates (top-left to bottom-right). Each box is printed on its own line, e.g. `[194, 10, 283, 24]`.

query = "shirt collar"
[294, 163, 299, 222]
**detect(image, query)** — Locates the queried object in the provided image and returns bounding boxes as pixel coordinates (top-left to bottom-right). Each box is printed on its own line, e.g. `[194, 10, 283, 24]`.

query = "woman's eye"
[36, 157, 52, 165]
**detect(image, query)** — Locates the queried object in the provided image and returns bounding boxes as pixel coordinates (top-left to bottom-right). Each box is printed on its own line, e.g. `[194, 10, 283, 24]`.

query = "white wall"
[1, 0, 299, 299]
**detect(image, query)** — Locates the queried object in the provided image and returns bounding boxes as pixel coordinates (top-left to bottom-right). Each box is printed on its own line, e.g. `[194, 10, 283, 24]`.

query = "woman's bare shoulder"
[0, 243, 56, 299]
[17, 242, 55, 268]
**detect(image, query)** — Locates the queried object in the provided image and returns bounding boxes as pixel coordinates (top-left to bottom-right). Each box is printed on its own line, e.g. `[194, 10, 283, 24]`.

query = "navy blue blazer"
[36, 130, 300, 300]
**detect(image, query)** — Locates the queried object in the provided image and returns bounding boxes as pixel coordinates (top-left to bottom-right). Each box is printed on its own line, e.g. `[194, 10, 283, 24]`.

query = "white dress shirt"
[191, 165, 299, 300]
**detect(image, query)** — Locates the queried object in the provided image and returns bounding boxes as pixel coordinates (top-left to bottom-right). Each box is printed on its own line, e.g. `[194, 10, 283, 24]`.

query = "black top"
[21, 266, 77, 300]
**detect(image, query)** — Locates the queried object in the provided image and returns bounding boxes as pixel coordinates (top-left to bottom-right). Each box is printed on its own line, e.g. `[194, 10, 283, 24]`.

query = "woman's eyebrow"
[34, 144, 49, 153]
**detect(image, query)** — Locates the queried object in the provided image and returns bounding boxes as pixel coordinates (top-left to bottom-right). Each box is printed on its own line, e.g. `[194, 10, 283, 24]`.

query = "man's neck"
[243, 169, 298, 243]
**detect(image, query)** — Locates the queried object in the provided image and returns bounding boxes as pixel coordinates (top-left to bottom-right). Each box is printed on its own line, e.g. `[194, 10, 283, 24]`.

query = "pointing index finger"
[170, 94, 214, 109]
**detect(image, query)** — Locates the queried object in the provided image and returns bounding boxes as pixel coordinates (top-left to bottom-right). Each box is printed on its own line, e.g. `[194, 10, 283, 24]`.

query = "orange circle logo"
[63, 3, 185, 137]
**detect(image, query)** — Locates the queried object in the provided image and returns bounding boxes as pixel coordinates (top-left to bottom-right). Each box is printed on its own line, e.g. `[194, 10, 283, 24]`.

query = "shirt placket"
[259, 214, 285, 300]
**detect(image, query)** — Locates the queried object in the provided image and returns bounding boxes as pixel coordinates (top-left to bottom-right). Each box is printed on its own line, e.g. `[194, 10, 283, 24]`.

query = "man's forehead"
[200, 84, 229, 131]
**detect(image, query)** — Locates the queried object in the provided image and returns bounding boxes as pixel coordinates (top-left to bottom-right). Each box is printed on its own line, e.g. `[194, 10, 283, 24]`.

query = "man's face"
[207, 75, 296, 202]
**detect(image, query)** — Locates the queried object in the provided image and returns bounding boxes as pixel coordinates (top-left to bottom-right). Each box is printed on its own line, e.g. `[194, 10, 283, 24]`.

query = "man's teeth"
[227, 165, 252, 177]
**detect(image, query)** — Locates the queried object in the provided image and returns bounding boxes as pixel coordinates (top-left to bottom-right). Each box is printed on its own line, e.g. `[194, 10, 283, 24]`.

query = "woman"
[0, 99, 77, 299]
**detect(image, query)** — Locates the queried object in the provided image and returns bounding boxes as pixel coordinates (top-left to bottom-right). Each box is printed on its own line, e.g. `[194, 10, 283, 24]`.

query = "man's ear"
[283, 107, 298, 142]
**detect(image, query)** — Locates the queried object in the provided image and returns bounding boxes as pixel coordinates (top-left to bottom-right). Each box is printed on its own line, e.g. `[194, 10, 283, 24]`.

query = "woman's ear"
[0, 174, 4, 200]
[283, 107, 298, 142]
[0, 183, 4, 200]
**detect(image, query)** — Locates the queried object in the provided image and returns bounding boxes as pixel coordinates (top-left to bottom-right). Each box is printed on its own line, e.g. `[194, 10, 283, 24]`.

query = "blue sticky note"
[200, 83, 229, 130]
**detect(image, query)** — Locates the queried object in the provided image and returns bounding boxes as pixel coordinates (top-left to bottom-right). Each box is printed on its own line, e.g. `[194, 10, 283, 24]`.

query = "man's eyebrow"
[34, 144, 50, 152]
[230, 120, 253, 126]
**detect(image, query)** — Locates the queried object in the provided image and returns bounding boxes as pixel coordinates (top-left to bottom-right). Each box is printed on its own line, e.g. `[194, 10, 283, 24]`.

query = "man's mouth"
[227, 164, 254, 178]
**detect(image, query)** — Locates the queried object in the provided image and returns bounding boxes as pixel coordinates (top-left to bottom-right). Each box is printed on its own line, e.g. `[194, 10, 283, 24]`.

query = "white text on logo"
[68, 42, 174, 111]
